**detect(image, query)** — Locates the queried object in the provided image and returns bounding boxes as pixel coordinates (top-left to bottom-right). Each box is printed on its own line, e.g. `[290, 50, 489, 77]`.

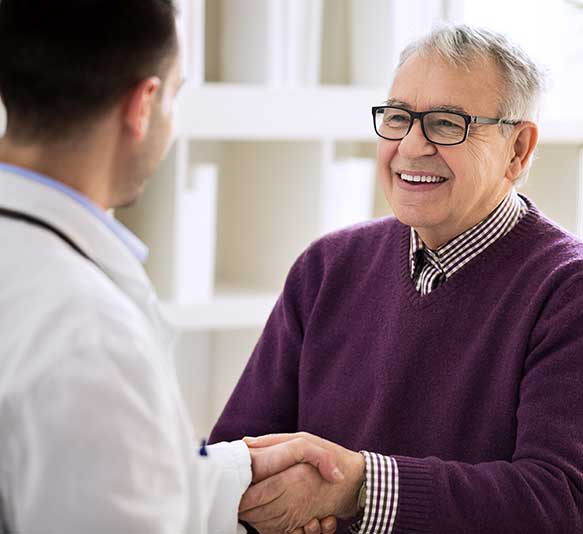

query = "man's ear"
[506, 121, 538, 183]
[123, 77, 161, 140]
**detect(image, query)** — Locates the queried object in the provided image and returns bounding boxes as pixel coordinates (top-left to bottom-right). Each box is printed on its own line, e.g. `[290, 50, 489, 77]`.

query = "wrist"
[337, 451, 366, 518]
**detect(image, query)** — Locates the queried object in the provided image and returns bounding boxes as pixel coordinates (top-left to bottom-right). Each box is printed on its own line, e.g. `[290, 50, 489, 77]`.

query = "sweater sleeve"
[370, 277, 583, 533]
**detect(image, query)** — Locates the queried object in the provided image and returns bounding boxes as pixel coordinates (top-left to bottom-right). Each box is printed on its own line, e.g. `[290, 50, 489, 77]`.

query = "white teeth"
[400, 173, 447, 184]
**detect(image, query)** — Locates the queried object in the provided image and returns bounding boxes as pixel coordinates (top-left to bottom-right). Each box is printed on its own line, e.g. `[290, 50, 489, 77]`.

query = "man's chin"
[392, 205, 441, 229]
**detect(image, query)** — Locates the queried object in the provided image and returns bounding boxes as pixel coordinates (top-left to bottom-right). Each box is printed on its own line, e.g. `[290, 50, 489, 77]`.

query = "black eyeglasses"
[372, 105, 520, 146]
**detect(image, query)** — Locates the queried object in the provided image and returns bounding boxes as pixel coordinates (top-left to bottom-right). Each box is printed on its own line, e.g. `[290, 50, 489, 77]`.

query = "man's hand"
[291, 516, 337, 534]
[240, 433, 365, 533]
[248, 435, 345, 484]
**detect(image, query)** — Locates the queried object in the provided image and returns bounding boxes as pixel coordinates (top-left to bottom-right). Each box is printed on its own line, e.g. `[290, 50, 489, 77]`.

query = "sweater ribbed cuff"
[391, 456, 433, 534]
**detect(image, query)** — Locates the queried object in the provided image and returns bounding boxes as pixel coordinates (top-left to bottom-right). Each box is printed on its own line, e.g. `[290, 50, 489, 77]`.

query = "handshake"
[240, 432, 365, 534]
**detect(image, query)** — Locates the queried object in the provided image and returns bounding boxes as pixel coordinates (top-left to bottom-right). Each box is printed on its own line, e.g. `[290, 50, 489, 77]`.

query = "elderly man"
[210, 25, 583, 533]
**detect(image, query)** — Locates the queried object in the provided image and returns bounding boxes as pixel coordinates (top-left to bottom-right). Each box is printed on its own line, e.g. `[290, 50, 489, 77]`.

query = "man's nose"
[397, 119, 437, 159]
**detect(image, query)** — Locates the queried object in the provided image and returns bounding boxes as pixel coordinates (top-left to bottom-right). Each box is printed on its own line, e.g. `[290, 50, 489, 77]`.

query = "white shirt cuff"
[205, 440, 252, 533]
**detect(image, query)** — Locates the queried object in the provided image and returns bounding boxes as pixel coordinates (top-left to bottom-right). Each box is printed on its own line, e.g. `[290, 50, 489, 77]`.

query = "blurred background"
[3, 0, 580, 437]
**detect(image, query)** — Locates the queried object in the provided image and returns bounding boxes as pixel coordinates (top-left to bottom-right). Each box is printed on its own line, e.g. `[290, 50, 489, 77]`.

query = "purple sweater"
[210, 199, 583, 533]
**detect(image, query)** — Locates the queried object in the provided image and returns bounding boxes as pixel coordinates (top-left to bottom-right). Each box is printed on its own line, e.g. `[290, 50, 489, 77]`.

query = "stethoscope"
[0, 206, 95, 265]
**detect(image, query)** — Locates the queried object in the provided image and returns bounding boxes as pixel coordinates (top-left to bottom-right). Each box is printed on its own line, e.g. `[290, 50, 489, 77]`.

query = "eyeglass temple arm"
[472, 116, 520, 125]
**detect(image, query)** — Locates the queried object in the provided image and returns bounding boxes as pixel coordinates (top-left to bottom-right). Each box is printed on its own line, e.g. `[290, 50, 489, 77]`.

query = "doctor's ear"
[123, 76, 162, 140]
[506, 121, 538, 183]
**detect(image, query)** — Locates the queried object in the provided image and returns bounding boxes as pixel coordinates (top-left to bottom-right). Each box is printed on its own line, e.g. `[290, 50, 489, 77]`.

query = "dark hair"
[0, 0, 178, 142]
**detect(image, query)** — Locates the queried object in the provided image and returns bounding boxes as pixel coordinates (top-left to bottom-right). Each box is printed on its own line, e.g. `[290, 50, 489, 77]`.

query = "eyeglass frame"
[372, 105, 521, 146]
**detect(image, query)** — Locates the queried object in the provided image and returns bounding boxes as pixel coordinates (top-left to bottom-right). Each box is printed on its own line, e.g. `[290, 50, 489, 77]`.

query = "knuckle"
[296, 436, 308, 449]
[293, 463, 314, 480]
[320, 448, 332, 461]
[307, 519, 321, 534]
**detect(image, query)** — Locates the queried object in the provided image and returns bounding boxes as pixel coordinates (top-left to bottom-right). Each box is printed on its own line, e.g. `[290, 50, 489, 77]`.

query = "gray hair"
[398, 24, 547, 185]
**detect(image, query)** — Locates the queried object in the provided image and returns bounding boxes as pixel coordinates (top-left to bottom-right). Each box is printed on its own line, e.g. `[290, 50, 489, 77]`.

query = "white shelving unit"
[0, 104, 5, 137]
[113, 0, 583, 435]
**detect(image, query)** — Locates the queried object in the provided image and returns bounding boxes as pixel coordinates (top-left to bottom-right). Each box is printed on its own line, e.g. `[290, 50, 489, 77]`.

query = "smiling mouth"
[398, 173, 448, 184]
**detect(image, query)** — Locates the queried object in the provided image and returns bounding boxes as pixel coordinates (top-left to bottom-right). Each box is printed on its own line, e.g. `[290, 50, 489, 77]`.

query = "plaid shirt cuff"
[349, 452, 399, 534]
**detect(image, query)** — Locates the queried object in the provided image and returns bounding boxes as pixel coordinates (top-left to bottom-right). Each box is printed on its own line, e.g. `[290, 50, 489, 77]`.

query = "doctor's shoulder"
[0, 249, 163, 393]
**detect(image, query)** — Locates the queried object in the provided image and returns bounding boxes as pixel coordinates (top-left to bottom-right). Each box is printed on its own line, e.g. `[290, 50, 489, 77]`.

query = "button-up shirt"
[410, 190, 528, 295]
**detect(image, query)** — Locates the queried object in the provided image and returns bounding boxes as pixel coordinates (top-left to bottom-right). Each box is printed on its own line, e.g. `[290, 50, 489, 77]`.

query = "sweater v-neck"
[397, 195, 540, 309]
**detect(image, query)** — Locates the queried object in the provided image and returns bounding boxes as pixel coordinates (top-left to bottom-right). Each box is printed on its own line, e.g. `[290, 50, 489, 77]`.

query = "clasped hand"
[241, 432, 365, 534]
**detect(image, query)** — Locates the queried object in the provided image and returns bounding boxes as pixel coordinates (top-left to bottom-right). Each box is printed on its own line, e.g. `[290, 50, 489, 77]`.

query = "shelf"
[176, 84, 385, 140]
[537, 118, 583, 145]
[176, 84, 583, 144]
[0, 101, 5, 137]
[161, 289, 278, 330]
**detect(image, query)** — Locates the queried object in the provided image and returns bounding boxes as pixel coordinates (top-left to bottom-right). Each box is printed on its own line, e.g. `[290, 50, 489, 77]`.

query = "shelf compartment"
[175, 84, 385, 140]
[118, 140, 328, 300]
[161, 289, 277, 331]
[333, 142, 394, 220]
[173, 327, 262, 434]
[520, 144, 583, 236]
[215, 140, 324, 292]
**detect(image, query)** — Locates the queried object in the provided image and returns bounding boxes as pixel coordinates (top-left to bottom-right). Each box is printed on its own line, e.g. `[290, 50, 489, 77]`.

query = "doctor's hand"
[240, 433, 365, 534]
[291, 516, 337, 534]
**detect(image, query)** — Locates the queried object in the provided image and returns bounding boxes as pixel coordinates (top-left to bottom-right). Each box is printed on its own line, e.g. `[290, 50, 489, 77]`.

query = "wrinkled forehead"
[388, 51, 504, 115]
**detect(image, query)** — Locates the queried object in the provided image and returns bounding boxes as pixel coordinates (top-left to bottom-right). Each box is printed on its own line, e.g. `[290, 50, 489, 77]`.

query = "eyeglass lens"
[376, 107, 467, 145]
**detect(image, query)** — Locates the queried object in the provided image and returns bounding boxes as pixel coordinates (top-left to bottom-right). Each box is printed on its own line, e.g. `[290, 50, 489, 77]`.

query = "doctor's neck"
[0, 117, 121, 211]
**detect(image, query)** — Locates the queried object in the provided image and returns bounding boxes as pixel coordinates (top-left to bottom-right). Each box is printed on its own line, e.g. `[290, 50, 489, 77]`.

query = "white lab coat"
[0, 169, 251, 534]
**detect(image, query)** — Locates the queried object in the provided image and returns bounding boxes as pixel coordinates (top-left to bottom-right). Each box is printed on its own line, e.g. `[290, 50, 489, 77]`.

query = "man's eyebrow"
[384, 98, 410, 108]
[429, 104, 469, 114]
[384, 99, 469, 115]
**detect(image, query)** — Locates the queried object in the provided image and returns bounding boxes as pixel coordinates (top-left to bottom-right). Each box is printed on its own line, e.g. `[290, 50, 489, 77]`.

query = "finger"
[248, 512, 289, 534]
[249, 513, 293, 534]
[239, 469, 287, 514]
[244, 432, 313, 448]
[240, 464, 320, 521]
[321, 516, 337, 533]
[240, 497, 288, 525]
[304, 518, 321, 533]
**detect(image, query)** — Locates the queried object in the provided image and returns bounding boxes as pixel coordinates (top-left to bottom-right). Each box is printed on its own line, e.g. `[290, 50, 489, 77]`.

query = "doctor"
[0, 1, 338, 533]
